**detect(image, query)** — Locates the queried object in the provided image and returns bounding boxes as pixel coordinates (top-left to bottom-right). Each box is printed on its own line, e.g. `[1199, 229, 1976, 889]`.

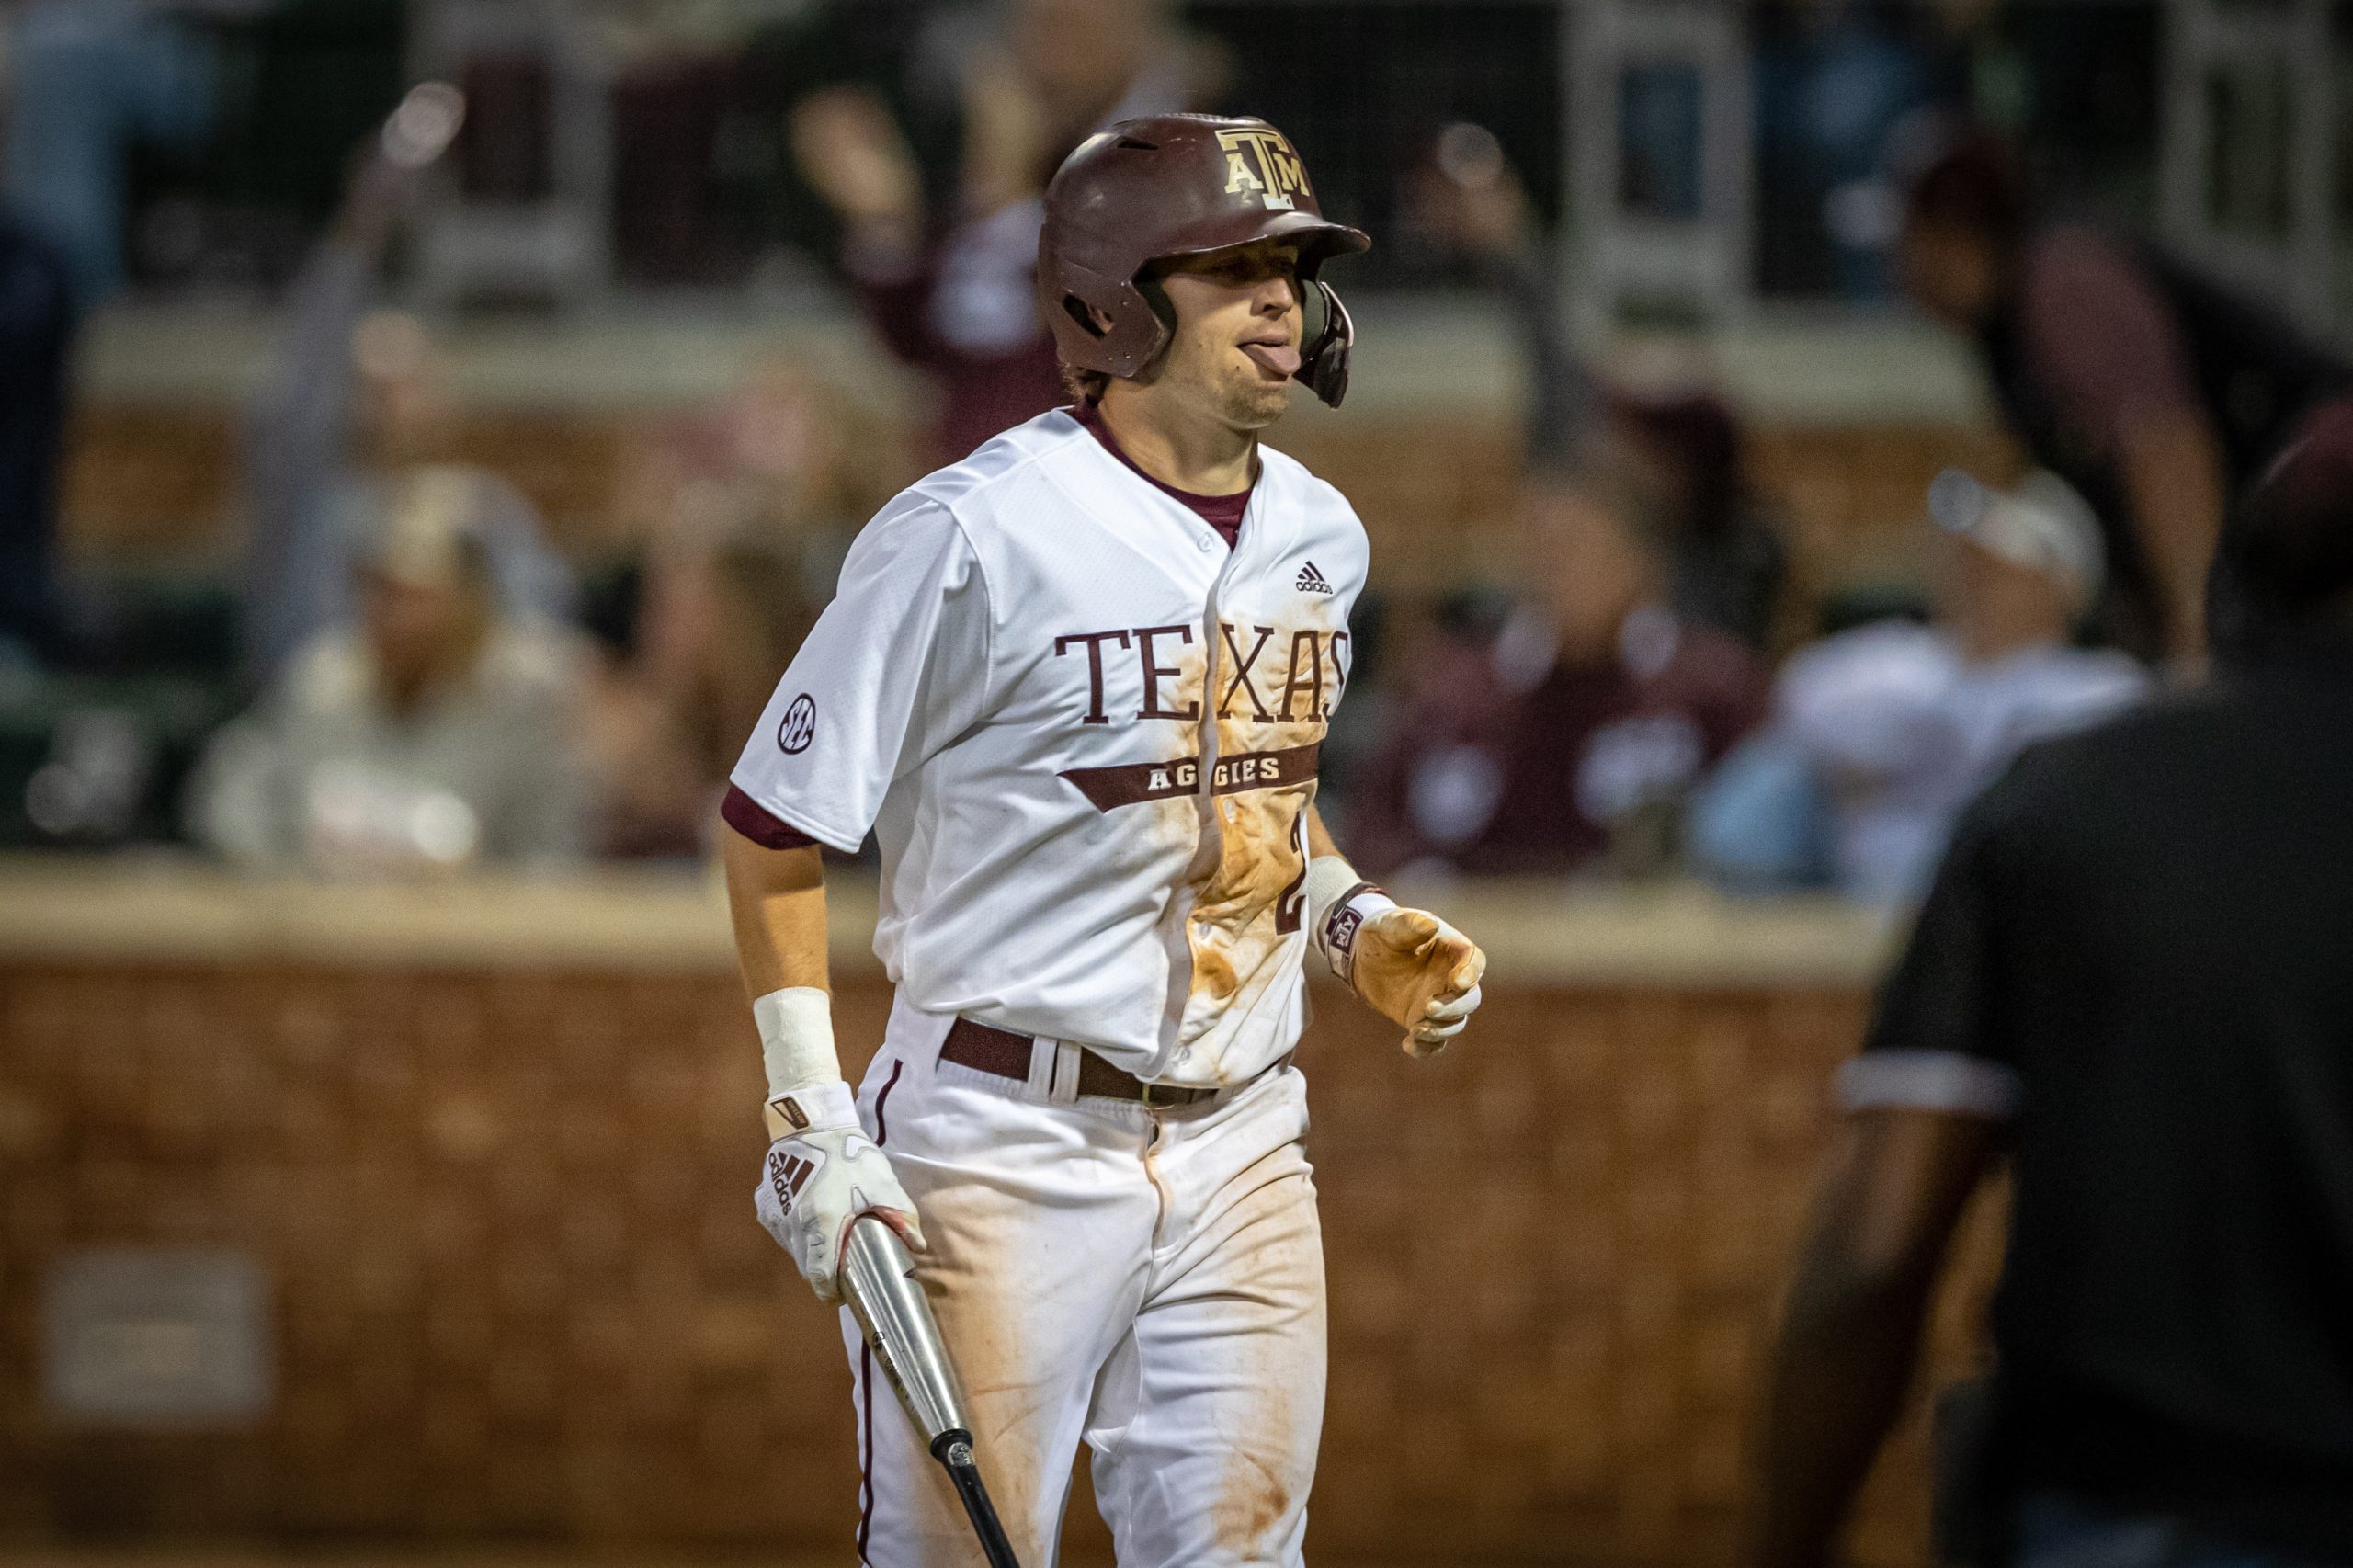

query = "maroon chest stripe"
[1058, 742, 1321, 812]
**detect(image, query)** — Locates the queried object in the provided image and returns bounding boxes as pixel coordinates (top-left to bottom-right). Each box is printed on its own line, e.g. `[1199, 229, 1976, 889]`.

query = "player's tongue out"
[1241, 338, 1300, 377]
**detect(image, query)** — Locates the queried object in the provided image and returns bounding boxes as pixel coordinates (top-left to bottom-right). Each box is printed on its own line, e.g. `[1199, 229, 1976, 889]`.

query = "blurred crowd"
[0, 0, 2335, 904]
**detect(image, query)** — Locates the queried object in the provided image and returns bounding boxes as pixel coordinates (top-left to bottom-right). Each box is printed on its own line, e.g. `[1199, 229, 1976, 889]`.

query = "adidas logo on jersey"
[1295, 561, 1334, 595]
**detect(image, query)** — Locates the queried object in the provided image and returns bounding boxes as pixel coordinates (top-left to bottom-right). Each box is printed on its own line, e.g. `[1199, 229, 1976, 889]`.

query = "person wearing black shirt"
[1745, 403, 2353, 1568]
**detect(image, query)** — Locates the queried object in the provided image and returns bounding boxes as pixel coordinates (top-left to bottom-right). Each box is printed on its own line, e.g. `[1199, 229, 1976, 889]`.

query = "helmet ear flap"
[1298, 279, 1354, 408]
[1046, 267, 1172, 378]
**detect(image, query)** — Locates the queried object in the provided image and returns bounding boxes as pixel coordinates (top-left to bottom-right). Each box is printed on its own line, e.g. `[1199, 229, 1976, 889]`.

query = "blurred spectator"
[1347, 463, 1769, 881]
[1610, 389, 1790, 652]
[244, 84, 572, 687]
[584, 492, 831, 859]
[0, 210, 73, 666]
[680, 355, 884, 551]
[191, 465, 597, 874]
[574, 356, 871, 858]
[1404, 123, 1600, 470]
[1694, 469, 2146, 902]
[0, 0, 224, 307]
[788, 0, 1199, 464]
[1745, 407, 2353, 1568]
[1898, 126, 2353, 664]
[1408, 125, 1788, 650]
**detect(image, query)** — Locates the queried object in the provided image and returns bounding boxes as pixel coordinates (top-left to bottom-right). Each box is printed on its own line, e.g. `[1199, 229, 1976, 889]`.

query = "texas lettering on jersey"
[1052, 621, 1351, 808]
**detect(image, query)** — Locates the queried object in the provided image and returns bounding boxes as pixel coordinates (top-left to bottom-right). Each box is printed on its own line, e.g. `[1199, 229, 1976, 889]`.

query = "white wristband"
[1303, 855, 1397, 984]
[755, 985, 844, 1098]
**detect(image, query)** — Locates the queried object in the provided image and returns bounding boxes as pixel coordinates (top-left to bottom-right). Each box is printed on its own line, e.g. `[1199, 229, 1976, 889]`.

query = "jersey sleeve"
[727, 495, 991, 853]
[1839, 784, 2024, 1119]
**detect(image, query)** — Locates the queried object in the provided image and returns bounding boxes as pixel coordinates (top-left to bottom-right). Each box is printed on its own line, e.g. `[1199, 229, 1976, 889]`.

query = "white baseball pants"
[843, 999, 1325, 1568]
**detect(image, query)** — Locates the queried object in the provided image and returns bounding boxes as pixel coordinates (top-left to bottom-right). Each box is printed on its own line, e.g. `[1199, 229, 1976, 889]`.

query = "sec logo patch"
[777, 694, 817, 755]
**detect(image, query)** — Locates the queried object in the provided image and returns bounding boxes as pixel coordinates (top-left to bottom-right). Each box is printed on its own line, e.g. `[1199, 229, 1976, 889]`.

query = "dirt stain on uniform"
[1209, 1419, 1296, 1555]
[1188, 774, 1310, 988]
[1182, 689, 1323, 1053]
[1199, 1162, 1324, 1559]
[909, 1181, 1051, 1562]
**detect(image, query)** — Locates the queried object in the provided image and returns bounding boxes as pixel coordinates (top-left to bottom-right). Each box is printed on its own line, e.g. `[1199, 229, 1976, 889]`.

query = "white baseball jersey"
[730, 408, 1367, 1087]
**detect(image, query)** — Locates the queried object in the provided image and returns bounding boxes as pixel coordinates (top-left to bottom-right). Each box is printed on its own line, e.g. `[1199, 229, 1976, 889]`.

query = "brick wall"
[0, 961, 1995, 1564]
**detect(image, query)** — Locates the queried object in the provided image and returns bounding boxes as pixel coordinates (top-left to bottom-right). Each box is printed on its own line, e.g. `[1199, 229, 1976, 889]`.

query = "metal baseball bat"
[840, 1216, 1023, 1568]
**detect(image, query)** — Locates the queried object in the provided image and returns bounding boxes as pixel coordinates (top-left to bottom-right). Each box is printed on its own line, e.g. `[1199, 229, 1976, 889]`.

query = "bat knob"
[934, 1427, 1023, 1568]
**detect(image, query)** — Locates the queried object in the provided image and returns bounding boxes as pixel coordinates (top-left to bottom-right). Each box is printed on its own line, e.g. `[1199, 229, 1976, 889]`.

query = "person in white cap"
[1694, 468, 2148, 903]
[191, 465, 597, 874]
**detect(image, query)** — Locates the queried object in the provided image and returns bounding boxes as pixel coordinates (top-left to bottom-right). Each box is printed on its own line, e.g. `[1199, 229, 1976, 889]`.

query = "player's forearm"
[1302, 802, 1392, 955]
[721, 828, 852, 1140]
[721, 829, 830, 999]
[726, 824, 923, 1290]
[2119, 409, 2227, 659]
[1305, 802, 1342, 862]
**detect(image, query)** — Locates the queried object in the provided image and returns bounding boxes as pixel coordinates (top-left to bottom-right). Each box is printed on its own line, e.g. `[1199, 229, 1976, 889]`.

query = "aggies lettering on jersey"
[727, 407, 1369, 1087]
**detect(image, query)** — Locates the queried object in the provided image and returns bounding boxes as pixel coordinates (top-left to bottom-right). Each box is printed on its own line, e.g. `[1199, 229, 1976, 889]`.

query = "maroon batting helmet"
[1038, 114, 1371, 408]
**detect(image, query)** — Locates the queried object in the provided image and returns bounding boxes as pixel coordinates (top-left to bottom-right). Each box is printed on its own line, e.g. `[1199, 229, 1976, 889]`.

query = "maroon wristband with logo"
[1320, 881, 1388, 981]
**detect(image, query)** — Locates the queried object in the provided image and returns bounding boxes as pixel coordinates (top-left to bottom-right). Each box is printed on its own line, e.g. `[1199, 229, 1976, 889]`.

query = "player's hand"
[1348, 906, 1486, 1057]
[756, 1122, 925, 1301]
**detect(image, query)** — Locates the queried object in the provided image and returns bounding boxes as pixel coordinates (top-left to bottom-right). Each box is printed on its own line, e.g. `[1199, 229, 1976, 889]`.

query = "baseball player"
[720, 115, 1487, 1568]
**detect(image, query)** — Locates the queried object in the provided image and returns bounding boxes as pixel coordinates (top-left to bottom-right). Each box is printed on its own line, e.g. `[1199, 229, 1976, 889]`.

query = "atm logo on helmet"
[1218, 127, 1312, 211]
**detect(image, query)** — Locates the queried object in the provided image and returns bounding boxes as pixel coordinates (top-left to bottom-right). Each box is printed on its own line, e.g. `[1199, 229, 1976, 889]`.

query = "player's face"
[1150, 239, 1307, 429]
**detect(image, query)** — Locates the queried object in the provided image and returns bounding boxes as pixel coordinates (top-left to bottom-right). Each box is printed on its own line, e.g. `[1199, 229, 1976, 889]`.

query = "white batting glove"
[747, 987, 923, 1301]
[756, 1082, 925, 1301]
[1308, 860, 1487, 1056]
